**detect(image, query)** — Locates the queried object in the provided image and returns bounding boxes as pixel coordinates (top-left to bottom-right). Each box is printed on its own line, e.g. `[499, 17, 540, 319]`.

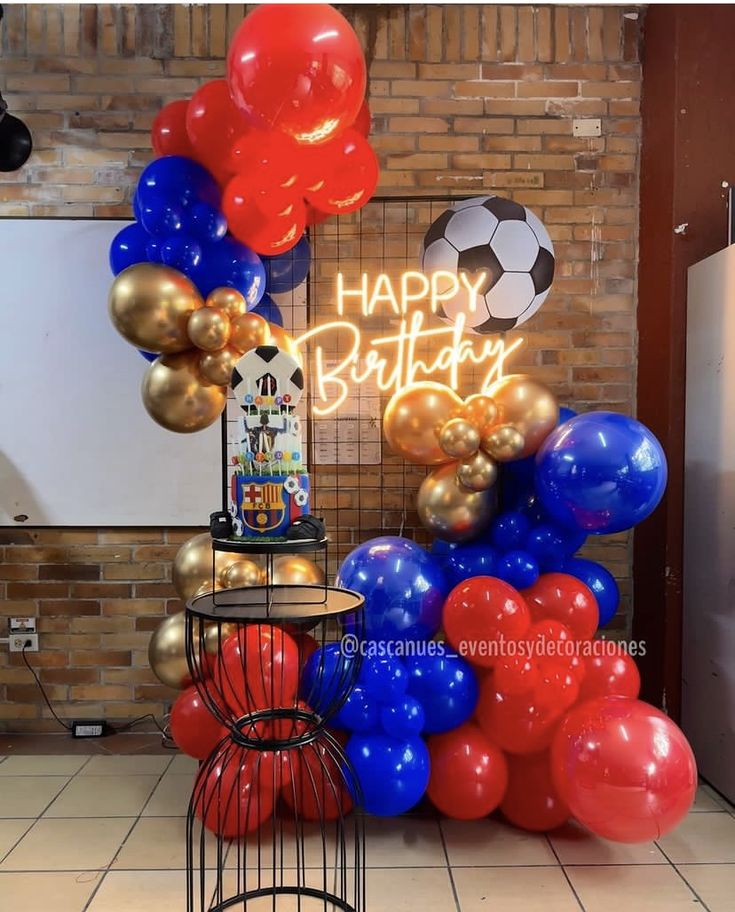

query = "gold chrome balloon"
[230, 311, 270, 353]
[187, 307, 231, 351]
[221, 559, 263, 589]
[206, 287, 247, 318]
[203, 621, 240, 655]
[109, 263, 203, 353]
[383, 382, 462, 466]
[460, 394, 499, 431]
[486, 374, 559, 457]
[199, 345, 240, 386]
[267, 556, 326, 586]
[417, 461, 497, 543]
[148, 612, 190, 690]
[456, 450, 498, 492]
[142, 352, 227, 433]
[438, 418, 481, 459]
[268, 324, 304, 367]
[481, 424, 526, 462]
[173, 532, 231, 602]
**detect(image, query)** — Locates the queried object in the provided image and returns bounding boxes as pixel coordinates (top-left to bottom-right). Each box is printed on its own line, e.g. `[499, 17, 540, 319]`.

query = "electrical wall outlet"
[9, 633, 39, 652]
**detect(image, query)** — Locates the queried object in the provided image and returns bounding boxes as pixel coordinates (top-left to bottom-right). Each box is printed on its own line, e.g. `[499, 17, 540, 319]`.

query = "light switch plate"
[573, 118, 602, 137]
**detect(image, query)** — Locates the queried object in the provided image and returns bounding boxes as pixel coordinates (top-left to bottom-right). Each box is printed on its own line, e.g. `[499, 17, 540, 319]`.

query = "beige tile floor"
[0, 752, 733, 911]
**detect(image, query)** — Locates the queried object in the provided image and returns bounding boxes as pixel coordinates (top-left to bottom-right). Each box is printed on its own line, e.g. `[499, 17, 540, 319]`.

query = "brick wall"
[0, 5, 642, 730]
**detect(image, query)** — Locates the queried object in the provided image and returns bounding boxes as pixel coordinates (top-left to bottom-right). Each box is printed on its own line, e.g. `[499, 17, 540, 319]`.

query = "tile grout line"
[544, 834, 586, 912]
[437, 818, 466, 912]
[80, 754, 176, 911]
[654, 839, 714, 912]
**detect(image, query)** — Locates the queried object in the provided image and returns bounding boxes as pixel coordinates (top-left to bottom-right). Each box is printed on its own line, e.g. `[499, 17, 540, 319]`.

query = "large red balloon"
[578, 643, 641, 702]
[170, 685, 227, 760]
[427, 723, 508, 820]
[523, 573, 599, 641]
[186, 79, 250, 183]
[195, 745, 274, 837]
[223, 175, 306, 256]
[443, 576, 530, 669]
[501, 751, 570, 832]
[476, 675, 562, 755]
[282, 737, 353, 822]
[229, 131, 301, 192]
[217, 624, 299, 718]
[227, 4, 366, 145]
[304, 130, 379, 215]
[551, 697, 697, 843]
[151, 100, 194, 158]
[353, 99, 372, 138]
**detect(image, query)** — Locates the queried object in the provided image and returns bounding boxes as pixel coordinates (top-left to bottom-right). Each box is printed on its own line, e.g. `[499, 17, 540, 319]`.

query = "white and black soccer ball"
[231, 345, 304, 407]
[421, 196, 555, 333]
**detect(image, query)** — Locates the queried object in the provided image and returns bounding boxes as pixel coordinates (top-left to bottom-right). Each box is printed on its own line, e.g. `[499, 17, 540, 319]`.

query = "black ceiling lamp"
[0, 3, 32, 172]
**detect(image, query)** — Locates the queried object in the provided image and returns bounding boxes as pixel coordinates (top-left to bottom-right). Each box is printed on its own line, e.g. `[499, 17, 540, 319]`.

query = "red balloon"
[305, 203, 331, 227]
[494, 655, 538, 695]
[282, 738, 353, 822]
[534, 660, 580, 716]
[224, 182, 307, 257]
[353, 99, 372, 138]
[443, 576, 530, 669]
[227, 4, 366, 145]
[476, 674, 563, 755]
[304, 130, 379, 215]
[151, 100, 194, 158]
[195, 745, 274, 837]
[217, 624, 299, 718]
[551, 697, 697, 843]
[501, 751, 570, 832]
[291, 632, 320, 670]
[427, 723, 508, 820]
[578, 643, 641, 703]
[170, 685, 227, 760]
[523, 573, 599, 641]
[186, 79, 250, 182]
[229, 131, 301, 191]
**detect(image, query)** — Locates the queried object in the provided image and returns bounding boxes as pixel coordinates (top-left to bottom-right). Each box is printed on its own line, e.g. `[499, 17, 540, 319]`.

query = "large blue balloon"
[535, 411, 668, 534]
[559, 557, 620, 628]
[358, 655, 407, 703]
[496, 550, 539, 589]
[300, 644, 355, 717]
[333, 684, 379, 733]
[263, 236, 311, 293]
[444, 543, 498, 589]
[189, 236, 266, 305]
[337, 537, 449, 644]
[490, 511, 531, 552]
[252, 295, 284, 326]
[136, 156, 220, 237]
[558, 406, 578, 424]
[347, 734, 430, 816]
[526, 522, 586, 569]
[109, 223, 150, 275]
[380, 697, 425, 739]
[404, 653, 478, 734]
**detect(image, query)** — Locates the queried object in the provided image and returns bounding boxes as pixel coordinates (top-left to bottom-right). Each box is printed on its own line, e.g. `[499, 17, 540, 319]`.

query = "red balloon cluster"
[150, 4, 378, 256]
[429, 572, 697, 841]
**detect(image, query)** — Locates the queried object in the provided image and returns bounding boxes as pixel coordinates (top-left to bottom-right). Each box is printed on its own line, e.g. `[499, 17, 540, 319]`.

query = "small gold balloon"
[230, 311, 270, 353]
[142, 352, 227, 433]
[199, 345, 240, 386]
[267, 556, 326, 586]
[206, 287, 247, 318]
[438, 418, 481, 459]
[203, 621, 240, 655]
[417, 461, 497, 543]
[456, 450, 498, 492]
[187, 307, 231, 352]
[173, 532, 232, 602]
[221, 559, 263, 589]
[109, 263, 203, 353]
[460, 394, 499, 431]
[268, 323, 304, 367]
[481, 423, 526, 462]
[383, 382, 463, 466]
[148, 612, 190, 690]
[486, 374, 559, 458]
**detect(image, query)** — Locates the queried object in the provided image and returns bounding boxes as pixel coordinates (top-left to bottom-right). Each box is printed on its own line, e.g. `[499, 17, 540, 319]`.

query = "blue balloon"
[109, 223, 149, 275]
[445, 543, 498, 588]
[358, 655, 407, 703]
[160, 235, 202, 273]
[535, 411, 668, 534]
[404, 652, 478, 734]
[380, 697, 425, 739]
[526, 523, 586, 569]
[490, 511, 531, 552]
[559, 557, 620, 627]
[145, 238, 163, 263]
[252, 294, 284, 326]
[136, 157, 220, 238]
[333, 684, 380, 733]
[558, 406, 578, 425]
[188, 202, 227, 244]
[337, 537, 449, 644]
[347, 734, 430, 816]
[300, 644, 355, 716]
[499, 455, 536, 510]
[138, 350, 157, 363]
[189, 236, 266, 305]
[263, 236, 311, 292]
[496, 550, 539, 589]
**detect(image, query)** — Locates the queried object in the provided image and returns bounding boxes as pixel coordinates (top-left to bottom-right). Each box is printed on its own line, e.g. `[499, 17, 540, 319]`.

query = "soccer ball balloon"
[421, 196, 555, 334]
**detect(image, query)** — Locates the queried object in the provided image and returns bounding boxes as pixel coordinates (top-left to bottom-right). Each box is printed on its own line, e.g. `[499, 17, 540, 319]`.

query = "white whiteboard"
[0, 218, 221, 525]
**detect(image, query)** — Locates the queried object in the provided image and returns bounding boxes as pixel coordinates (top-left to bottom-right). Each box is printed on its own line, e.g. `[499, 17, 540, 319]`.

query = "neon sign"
[294, 271, 524, 417]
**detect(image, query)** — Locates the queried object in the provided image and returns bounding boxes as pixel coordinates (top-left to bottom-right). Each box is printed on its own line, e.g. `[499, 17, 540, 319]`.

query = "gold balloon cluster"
[148, 532, 325, 689]
[109, 263, 300, 433]
[383, 375, 560, 543]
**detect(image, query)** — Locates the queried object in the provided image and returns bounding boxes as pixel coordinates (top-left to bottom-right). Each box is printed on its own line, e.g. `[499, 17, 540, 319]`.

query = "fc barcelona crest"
[237, 479, 287, 534]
